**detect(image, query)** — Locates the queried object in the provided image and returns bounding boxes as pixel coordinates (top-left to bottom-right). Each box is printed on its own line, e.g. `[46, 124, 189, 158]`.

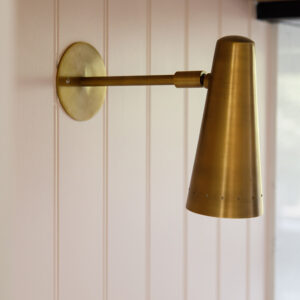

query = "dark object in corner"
[257, 1, 300, 21]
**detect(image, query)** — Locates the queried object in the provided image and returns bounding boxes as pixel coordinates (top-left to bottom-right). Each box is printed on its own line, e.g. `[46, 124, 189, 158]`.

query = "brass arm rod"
[58, 71, 210, 89]
[66, 75, 174, 86]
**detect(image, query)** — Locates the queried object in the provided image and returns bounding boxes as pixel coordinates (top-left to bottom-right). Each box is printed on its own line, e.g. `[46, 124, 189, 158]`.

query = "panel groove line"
[250, 2, 270, 299]
[217, 220, 221, 300]
[58, 0, 105, 298]
[146, 1, 152, 300]
[187, 1, 219, 300]
[246, 222, 250, 300]
[217, 1, 222, 300]
[183, 1, 189, 300]
[107, 1, 147, 300]
[150, 1, 185, 300]
[53, 0, 60, 299]
[103, 1, 109, 300]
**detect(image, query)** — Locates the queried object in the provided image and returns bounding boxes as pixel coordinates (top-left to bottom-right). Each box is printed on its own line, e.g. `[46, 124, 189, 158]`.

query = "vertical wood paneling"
[0, 1, 16, 299]
[8, 0, 54, 299]
[1, 1, 274, 300]
[146, 2, 152, 300]
[103, 2, 109, 300]
[107, 1, 147, 300]
[219, 1, 249, 299]
[150, 1, 185, 300]
[249, 6, 271, 300]
[58, 0, 104, 299]
[187, 0, 219, 300]
[54, 1, 59, 299]
[103, 1, 109, 300]
[251, 12, 277, 300]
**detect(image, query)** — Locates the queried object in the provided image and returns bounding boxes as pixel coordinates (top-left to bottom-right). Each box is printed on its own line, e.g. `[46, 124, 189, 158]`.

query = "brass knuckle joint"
[174, 71, 209, 88]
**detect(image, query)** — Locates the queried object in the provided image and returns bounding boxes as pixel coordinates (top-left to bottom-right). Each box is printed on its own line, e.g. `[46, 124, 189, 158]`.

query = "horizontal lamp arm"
[56, 43, 213, 120]
[58, 71, 210, 89]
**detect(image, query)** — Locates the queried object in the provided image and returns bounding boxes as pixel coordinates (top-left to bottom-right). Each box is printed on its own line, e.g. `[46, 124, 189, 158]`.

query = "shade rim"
[186, 203, 263, 219]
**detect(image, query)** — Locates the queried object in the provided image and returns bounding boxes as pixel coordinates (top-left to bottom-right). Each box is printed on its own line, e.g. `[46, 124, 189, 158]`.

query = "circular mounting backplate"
[56, 42, 106, 121]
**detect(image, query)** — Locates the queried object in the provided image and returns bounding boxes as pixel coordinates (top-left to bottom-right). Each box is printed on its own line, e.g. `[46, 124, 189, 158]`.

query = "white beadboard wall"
[0, 0, 276, 300]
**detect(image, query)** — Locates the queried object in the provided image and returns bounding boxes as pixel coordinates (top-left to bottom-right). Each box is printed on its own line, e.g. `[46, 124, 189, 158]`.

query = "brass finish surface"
[56, 37, 262, 219]
[174, 71, 207, 88]
[58, 71, 207, 87]
[186, 36, 263, 218]
[56, 42, 106, 121]
[58, 75, 175, 86]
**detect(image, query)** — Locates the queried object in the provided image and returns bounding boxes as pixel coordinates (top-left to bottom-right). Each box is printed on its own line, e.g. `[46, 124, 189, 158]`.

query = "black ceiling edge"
[257, 1, 300, 20]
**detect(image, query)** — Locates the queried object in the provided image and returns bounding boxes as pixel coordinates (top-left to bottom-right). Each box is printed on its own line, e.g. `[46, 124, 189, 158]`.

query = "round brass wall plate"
[56, 42, 106, 121]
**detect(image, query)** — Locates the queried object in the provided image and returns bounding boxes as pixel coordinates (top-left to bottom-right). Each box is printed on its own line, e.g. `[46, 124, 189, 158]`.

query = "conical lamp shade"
[186, 36, 263, 218]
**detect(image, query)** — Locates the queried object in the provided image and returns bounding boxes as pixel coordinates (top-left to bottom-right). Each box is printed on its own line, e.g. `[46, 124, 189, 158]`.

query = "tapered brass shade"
[186, 36, 263, 218]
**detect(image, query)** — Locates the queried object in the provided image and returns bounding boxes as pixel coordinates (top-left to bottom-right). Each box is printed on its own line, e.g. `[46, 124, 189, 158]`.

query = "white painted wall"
[0, 0, 276, 300]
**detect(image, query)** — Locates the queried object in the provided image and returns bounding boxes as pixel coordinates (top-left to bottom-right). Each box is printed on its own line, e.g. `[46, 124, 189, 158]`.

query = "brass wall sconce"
[56, 35, 263, 219]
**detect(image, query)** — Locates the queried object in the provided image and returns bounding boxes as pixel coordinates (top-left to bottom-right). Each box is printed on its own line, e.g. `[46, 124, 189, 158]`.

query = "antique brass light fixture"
[56, 35, 263, 218]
